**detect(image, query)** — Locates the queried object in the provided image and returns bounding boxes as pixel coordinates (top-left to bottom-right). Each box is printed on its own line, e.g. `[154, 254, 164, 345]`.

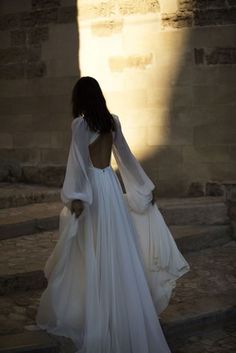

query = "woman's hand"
[71, 199, 84, 218]
[151, 187, 157, 205]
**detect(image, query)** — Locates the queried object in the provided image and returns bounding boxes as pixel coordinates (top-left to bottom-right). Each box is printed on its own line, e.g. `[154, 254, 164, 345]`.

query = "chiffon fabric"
[36, 114, 190, 353]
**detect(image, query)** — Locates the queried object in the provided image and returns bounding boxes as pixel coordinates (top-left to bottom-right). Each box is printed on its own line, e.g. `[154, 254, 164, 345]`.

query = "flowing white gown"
[36, 114, 190, 353]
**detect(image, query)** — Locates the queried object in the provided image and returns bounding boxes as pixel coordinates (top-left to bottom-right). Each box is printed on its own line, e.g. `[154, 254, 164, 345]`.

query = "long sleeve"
[112, 114, 155, 214]
[60, 117, 93, 207]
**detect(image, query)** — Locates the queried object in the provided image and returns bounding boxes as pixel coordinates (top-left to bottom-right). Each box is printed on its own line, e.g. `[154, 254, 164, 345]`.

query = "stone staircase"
[0, 183, 235, 352]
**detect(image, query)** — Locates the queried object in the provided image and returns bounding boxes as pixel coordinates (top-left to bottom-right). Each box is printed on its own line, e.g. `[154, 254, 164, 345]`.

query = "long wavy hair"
[71, 76, 116, 133]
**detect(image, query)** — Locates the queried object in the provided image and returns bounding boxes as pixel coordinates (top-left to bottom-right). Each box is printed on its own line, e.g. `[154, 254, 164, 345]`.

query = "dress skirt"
[36, 164, 189, 353]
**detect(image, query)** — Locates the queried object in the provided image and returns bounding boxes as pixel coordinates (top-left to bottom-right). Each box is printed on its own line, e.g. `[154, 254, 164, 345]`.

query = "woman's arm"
[112, 114, 157, 213]
[60, 117, 92, 215]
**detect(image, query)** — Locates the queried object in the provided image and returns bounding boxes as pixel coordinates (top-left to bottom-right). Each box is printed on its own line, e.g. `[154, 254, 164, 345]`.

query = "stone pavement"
[169, 321, 236, 353]
[0, 241, 235, 340]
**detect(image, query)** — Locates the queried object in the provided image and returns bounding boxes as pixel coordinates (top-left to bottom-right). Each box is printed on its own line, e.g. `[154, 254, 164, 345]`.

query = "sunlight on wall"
[76, 1, 189, 163]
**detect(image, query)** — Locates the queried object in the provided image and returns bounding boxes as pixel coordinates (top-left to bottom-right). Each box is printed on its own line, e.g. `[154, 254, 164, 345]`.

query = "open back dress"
[36, 114, 190, 353]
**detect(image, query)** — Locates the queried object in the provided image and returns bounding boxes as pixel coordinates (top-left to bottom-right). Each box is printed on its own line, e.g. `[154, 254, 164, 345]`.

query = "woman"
[36, 76, 190, 353]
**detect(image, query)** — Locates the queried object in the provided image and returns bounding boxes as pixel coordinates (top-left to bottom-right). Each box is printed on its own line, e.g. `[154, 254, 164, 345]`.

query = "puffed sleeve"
[60, 117, 93, 207]
[112, 114, 155, 213]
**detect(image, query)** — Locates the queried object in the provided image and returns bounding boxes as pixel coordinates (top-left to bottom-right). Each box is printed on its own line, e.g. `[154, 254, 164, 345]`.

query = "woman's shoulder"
[71, 115, 86, 130]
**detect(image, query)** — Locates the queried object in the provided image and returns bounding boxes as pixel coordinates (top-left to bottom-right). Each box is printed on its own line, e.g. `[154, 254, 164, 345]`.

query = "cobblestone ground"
[169, 321, 236, 353]
[164, 241, 236, 307]
[0, 231, 57, 275]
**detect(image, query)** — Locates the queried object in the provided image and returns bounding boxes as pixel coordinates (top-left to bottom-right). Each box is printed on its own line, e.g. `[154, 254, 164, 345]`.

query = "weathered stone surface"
[0, 13, 21, 31]
[0, 202, 61, 239]
[32, 0, 61, 10]
[28, 27, 49, 44]
[158, 197, 229, 225]
[161, 11, 193, 28]
[79, 0, 160, 20]
[91, 20, 123, 37]
[162, 0, 236, 27]
[0, 160, 22, 182]
[22, 165, 65, 186]
[0, 183, 60, 209]
[26, 61, 47, 78]
[188, 182, 205, 197]
[1, 63, 23, 79]
[0, 46, 41, 65]
[194, 124, 236, 145]
[195, 47, 236, 65]
[109, 54, 153, 71]
[57, 5, 77, 23]
[194, 8, 236, 26]
[10, 30, 26, 46]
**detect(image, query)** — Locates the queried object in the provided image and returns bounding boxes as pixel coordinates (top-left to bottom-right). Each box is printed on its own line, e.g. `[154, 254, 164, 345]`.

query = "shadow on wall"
[0, 0, 80, 186]
[140, 0, 236, 197]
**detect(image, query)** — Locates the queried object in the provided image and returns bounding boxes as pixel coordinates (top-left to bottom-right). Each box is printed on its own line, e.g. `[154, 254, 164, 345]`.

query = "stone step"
[0, 331, 59, 353]
[158, 196, 229, 225]
[0, 242, 235, 351]
[170, 224, 232, 252]
[160, 241, 236, 335]
[0, 224, 233, 294]
[0, 197, 230, 240]
[0, 183, 60, 209]
[0, 202, 62, 240]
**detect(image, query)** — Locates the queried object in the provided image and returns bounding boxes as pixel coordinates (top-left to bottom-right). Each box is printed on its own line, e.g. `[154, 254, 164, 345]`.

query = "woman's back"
[88, 129, 114, 169]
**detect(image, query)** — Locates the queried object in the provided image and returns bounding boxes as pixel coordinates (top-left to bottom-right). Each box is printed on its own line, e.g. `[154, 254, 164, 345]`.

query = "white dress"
[36, 114, 190, 353]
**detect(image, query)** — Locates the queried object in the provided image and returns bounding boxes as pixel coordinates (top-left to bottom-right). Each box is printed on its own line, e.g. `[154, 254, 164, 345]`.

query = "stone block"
[159, 0, 178, 13]
[0, 63, 25, 79]
[194, 8, 236, 26]
[0, 31, 10, 49]
[58, 6, 77, 23]
[192, 66, 219, 86]
[40, 148, 68, 163]
[188, 182, 205, 197]
[10, 30, 27, 46]
[40, 148, 68, 164]
[190, 26, 236, 48]
[0, 47, 27, 65]
[26, 61, 47, 79]
[206, 182, 225, 197]
[183, 146, 231, 163]
[20, 8, 58, 28]
[229, 146, 236, 162]
[0, 148, 40, 164]
[22, 165, 65, 186]
[205, 163, 236, 181]
[1, 114, 32, 132]
[50, 132, 70, 148]
[118, 0, 160, 15]
[32, 0, 61, 10]
[194, 124, 236, 145]
[195, 47, 236, 66]
[0, 0, 31, 15]
[147, 123, 193, 146]
[0, 134, 13, 148]
[91, 20, 123, 36]
[193, 85, 236, 106]
[79, 1, 116, 20]
[0, 160, 22, 182]
[161, 11, 193, 28]
[109, 53, 153, 72]
[28, 27, 49, 45]
[13, 132, 52, 148]
[0, 13, 21, 31]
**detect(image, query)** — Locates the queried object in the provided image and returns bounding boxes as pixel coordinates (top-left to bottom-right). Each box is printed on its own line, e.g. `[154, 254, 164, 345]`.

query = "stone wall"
[0, 0, 78, 185]
[0, 0, 236, 195]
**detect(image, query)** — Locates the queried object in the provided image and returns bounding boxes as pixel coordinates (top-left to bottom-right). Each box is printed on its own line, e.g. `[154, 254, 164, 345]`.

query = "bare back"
[88, 131, 113, 169]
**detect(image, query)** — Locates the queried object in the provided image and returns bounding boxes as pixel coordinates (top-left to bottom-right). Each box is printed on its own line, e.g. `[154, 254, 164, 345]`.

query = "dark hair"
[71, 76, 116, 133]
